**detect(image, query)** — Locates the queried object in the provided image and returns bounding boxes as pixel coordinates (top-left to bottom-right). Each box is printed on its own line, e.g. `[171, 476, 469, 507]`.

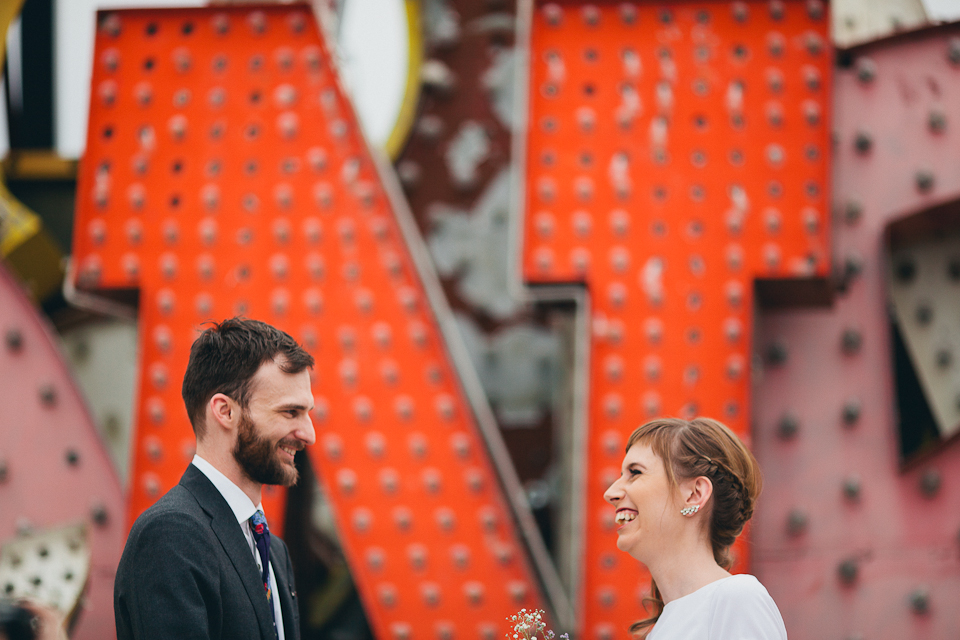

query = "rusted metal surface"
[518, 1, 832, 636]
[71, 6, 556, 637]
[0, 263, 124, 640]
[753, 24, 960, 640]
[887, 231, 960, 439]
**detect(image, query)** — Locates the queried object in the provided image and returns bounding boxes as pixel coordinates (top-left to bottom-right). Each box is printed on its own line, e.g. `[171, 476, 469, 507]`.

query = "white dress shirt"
[192, 455, 286, 640]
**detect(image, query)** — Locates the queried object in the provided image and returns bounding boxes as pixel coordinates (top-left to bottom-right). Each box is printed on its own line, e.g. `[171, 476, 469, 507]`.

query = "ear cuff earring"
[680, 505, 700, 516]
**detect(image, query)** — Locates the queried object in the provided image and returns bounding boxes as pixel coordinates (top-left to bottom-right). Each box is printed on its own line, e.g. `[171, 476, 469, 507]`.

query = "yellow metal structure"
[0, 0, 65, 301]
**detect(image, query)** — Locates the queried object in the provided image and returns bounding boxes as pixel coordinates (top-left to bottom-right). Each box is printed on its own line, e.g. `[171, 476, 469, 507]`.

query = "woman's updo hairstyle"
[625, 417, 762, 637]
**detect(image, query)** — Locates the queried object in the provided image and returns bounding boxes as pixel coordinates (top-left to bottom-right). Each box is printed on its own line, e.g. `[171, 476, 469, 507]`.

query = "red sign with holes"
[520, 1, 830, 636]
[73, 6, 546, 638]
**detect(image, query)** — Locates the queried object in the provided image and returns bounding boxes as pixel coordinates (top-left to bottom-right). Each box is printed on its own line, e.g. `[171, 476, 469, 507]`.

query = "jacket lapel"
[273, 544, 298, 640]
[181, 466, 275, 640]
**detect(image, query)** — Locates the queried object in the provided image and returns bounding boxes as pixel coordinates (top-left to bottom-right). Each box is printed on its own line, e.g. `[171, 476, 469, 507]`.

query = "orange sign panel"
[72, 6, 545, 637]
[520, 1, 830, 636]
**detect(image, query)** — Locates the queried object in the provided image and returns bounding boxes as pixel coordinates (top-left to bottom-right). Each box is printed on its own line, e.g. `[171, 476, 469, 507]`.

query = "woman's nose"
[603, 477, 623, 504]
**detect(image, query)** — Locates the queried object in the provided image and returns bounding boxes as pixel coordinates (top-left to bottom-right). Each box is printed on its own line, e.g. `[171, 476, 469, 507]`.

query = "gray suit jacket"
[115, 464, 300, 640]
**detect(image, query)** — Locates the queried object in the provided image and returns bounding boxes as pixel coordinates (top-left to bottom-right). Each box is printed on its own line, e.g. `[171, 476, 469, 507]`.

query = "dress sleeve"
[709, 577, 788, 640]
[115, 510, 222, 640]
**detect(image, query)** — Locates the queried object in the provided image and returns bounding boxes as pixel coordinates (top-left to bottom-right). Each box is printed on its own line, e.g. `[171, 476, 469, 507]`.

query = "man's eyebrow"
[277, 402, 311, 411]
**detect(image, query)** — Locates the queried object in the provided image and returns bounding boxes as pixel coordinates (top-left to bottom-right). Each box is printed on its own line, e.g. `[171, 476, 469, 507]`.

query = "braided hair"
[623, 417, 762, 638]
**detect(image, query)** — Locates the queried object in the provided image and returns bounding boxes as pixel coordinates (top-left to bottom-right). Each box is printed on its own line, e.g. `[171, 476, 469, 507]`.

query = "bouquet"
[506, 609, 568, 640]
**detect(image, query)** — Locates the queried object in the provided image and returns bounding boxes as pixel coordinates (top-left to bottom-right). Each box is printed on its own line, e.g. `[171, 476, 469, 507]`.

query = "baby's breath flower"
[504, 608, 563, 640]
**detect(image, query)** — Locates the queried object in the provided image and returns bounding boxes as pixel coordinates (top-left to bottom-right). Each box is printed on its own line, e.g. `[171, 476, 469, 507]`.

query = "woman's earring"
[680, 505, 700, 516]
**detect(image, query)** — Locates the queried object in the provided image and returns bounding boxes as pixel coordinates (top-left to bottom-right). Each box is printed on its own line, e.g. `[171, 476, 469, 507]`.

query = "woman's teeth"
[615, 511, 636, 524]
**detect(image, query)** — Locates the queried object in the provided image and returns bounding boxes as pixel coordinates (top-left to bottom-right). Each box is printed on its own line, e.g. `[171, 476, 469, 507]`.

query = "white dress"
[646, 574, 787, 640]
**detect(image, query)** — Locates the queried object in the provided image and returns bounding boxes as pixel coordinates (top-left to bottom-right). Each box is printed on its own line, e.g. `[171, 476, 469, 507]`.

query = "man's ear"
[208, 393, 239, 433]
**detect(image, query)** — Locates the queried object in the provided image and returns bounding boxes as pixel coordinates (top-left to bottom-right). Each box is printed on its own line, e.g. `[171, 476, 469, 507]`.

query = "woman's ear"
[680, 476, 713, 515]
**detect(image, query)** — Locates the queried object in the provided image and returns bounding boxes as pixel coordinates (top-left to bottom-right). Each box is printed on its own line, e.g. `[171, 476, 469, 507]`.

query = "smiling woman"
[603, 417, 786, 640]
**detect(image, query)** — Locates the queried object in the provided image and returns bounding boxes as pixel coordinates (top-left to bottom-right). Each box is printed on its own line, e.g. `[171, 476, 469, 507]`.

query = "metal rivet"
[842, 398, 861, 426]
[807, 0, 824, 19]
[508, 580, 528, 604]
[916, 303, 933, 325]
[947, 258, 960, 281]
[397, 160, 421, 188]
[929, 110, 947, 133]
[378, 584, 397, 607]
[916, 169, 935, 192]
[919, 469, 941, 497]
[0, 458, 7, 483]
[841, 328, 862, 355]
[732, 2, 748, 22]
[450, 544, 470, 570]
[895, 259, 916, 283]
[909, 587, 930, 614]
[787, 509, 808, 536]
[463, 581, 484, 606]
[542, 3, 562, 26]
[836, 558, 858, 585]
[855, 58, 875, 83]
[38, 383, 57, 407]
[435, 507, 455, 531]
[4, 329, 23, 352]
[65, 449, 80, 466]
[853, 130, 872, 154]
[948, 37, 960, 64]
[421, 583, 440, 607]
[91, 503, 109, 527]
[407, 544, 427, 570]
[935, 348, 952, 369]
[581, 5, 599, 26]
[353, 508, 372, 533]
[842, 475, 861, 502]
[366, 547, 385, 571]
[777, 413, 799, 439]
[844, 200, 862, 225]
[766, 340, 788, 366]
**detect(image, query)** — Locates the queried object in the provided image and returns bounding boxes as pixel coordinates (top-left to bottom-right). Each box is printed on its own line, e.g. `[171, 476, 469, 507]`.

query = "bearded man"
[115, 318, 315, 640]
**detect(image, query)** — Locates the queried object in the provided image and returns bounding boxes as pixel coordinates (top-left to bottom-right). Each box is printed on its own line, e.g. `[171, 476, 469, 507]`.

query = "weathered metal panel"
[0, 263, 124, 639]
[753, 24, 960, 639]
[831, 0, 928, 49]
[518, 0, 832, 636]
[71, 6, 556, 638]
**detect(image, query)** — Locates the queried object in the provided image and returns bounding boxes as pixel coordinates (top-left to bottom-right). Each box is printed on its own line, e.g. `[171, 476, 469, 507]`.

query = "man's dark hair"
[182, 317, 314, 438]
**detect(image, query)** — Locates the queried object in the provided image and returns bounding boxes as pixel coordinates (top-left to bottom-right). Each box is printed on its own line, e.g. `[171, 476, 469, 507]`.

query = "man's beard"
[233, 411, 300, 487]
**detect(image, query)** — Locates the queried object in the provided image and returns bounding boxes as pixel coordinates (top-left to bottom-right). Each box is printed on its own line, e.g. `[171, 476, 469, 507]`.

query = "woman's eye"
[629, 469, 641, 477]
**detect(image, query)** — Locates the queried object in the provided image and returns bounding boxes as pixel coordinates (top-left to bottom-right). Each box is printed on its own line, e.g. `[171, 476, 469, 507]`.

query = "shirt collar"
[192, 454, 263, 524]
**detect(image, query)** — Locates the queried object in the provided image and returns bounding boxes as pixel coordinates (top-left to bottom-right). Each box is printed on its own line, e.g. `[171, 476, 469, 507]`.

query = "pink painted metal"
[0, 263, 125, 639]
[753, 25, 960, 639]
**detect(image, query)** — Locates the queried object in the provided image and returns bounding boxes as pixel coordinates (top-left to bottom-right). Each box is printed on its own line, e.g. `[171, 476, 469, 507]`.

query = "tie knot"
[250, 509, 269, 536]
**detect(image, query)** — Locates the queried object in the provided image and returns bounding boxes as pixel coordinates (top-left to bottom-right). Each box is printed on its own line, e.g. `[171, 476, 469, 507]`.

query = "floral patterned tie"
[250, 509, 277, 637]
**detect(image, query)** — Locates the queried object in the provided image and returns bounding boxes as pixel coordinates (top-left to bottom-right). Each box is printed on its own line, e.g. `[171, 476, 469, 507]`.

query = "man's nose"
[299, 414, 317, 445]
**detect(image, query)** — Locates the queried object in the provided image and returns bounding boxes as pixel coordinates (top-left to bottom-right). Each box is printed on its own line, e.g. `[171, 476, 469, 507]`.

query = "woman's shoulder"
[712, 574, 771, 599]
[708, 575, 787, 639]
